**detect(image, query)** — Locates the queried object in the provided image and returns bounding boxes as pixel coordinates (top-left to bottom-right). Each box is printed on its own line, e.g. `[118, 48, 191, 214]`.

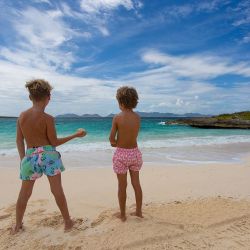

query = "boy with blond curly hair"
[12, 79, 86, 234]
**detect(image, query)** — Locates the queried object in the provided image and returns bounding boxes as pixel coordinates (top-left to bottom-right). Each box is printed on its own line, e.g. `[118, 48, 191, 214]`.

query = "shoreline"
[1, 141, 250, 168]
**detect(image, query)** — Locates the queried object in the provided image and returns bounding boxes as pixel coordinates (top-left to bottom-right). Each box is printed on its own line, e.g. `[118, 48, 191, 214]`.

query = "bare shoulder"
[114, 113, 122, 121]
[18, 111, 25, 119]
[133, 112, 141, 121]
[18, 109, 29, 121]
[44, 113, 55, 123]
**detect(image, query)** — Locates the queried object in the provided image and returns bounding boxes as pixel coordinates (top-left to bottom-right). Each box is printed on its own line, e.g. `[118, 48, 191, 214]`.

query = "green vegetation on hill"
[167, 111, 250, 129]
[216, 111, 250, 120]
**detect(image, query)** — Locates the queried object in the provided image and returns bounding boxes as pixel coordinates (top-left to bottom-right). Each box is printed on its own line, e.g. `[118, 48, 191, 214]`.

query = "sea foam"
[1, 135, 250, 156]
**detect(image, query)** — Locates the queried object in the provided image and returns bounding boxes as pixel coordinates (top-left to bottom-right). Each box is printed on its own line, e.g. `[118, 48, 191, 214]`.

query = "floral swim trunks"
[113, 147, 143, 174]
[20, 145, 65, 181]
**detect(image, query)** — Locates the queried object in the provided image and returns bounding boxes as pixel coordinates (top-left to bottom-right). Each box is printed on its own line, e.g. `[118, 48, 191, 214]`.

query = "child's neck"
[32, 102, 46, 112]
[122, 108, 133, 113]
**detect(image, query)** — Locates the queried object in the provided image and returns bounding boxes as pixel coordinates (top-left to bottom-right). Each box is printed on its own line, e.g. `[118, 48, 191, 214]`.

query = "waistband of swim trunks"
[116, 147, 139, 152]
[26, 145, 56, 155]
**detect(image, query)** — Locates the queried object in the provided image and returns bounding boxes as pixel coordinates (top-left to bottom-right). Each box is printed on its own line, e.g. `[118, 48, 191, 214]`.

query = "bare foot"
[10, 224, 23, 235]
[113, 212, 127, 222]
[130, 211, 144, 218]
[64, 219, 74, 232]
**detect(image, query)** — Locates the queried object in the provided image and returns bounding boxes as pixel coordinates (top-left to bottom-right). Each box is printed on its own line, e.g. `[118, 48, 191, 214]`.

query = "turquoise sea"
[1, 117, 250, 163]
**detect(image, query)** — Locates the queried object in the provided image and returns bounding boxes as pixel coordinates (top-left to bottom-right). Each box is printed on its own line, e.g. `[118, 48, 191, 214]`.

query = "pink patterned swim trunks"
[113, 147, 143, 174]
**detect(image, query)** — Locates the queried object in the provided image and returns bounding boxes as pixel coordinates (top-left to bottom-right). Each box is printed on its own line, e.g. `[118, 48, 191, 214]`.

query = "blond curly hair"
[25, 79, 53, 101]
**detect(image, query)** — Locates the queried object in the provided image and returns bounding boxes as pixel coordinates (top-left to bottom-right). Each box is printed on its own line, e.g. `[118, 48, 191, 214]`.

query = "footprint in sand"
[39, 213, 63, 228]
[91, 210, 113, 228]
[39, 213, 88, 232]
[3, 204, 16, 214]
[174, 200, 182, 204]
[152, 218, 185, 231]
[70, 218, 89, 233]
[0, 213, 11, 220]
[28, 209, 46, 216]
[34, 199, 49, 206]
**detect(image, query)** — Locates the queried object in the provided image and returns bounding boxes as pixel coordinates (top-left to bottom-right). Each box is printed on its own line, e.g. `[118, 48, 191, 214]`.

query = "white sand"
[0, 154, 250, 249]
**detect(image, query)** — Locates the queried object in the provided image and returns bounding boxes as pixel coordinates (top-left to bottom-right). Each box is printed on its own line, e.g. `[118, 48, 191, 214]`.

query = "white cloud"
[196, 0, 227, 12]
[0, 6, 92, 71]
[232, 0, 250, 26]
[80, 0, 136, 13]
[33, 0, 52, 5]
[0, 59, 120, 115]
[243, 34, 250, 43]
[14, 7, 71, 49]
[176, 98, 184, 106]
[0, 2, 249, 116]
[0, 53, 250, 116]
[141, 50, 250, 79]
[0, 46, 75, 71]
[175, 98, 190, 108]
[164, 0, 229, 20]
[108, 50, 250, 114]
[243, 35, 250, 43]
[165, 5, 193, 18]
[98, 26, 110, 36]
[75, 0, 142, 36]
[0, 1, 142, 73]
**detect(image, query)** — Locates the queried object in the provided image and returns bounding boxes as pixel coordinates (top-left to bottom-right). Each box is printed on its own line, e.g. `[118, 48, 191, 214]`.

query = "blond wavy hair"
[25, 79, 53, 101]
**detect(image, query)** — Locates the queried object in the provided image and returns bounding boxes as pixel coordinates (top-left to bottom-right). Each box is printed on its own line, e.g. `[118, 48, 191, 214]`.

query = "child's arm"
[16, 118, 25, 160]
[46, 116, 86, 147]
[109, 115, 118, 147]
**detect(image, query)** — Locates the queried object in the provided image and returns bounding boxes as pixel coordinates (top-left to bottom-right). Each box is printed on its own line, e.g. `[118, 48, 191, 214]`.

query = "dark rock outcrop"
[166, 112, 250, 129]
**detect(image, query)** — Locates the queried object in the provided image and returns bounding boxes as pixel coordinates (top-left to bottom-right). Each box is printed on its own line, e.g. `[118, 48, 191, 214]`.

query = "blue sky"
[0, 0, 249, 116]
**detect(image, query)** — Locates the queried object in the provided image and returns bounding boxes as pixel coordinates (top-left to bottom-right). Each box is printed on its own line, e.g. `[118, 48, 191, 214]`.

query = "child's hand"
[75, 128, 87, 138]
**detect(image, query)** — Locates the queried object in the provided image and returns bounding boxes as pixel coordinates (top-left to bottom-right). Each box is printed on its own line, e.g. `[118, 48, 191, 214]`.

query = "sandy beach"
[0, 153, 250, 250]
[1, 0, 250, 248]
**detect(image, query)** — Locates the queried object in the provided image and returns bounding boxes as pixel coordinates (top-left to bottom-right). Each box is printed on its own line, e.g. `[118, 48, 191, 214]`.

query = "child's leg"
[47, 174, 73, 230]
[12, 180, 35, 234]
[129, 170, 143, 218]
[116, 173, 127, 221]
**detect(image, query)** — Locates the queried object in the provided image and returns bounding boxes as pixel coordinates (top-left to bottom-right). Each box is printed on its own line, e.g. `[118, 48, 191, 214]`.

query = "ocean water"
[1, 117, 250, 163]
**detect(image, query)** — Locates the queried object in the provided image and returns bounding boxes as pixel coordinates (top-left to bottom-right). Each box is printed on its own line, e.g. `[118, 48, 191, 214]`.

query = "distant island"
[56, 113, 102, 118]
[56, 112, 209, 118]
[166, 111, 250, 129]
[0, 116, 18, 118]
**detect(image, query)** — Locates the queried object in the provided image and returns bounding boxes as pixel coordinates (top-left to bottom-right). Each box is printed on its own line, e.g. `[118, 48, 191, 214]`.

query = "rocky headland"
[166, 111, 250, 129]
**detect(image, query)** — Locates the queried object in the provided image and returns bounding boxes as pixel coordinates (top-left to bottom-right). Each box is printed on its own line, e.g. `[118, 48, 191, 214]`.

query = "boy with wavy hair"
[12, 79, 86, 234]
[109, 86, 143, 221]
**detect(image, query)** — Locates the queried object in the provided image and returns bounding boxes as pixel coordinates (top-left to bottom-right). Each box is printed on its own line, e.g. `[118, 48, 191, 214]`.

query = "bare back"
[116, 111, 140, 149]
[18, 108, 51, 148]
